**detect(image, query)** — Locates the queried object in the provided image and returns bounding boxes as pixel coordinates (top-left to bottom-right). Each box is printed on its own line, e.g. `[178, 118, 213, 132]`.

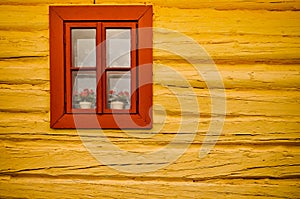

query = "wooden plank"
[1, 0, 300, 11]
[154, 63, 300, 90]
[0, 178, 299, 199]
[0, 58, 49, 85]
[0, 139, 299, 179]
[156, 87, 300, 117]
[0, 111, 299, 144]
[154, 8, 300, 35]
[0, 30, 48, 58]
[0, 6, 48, 31]
[0, 88, 49, 112]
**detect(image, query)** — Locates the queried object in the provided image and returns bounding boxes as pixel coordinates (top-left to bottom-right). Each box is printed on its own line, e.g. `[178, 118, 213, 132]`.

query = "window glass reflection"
[72, 29, 96, 67]
[106, 29, 131, 68]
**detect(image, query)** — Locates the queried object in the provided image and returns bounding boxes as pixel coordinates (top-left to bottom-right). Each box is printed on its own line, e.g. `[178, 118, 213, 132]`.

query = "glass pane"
[107, 71, 131, 110]
[106, 29, 131, 68]
[72, 71, 96, 109]
[72, 29, 96, 67]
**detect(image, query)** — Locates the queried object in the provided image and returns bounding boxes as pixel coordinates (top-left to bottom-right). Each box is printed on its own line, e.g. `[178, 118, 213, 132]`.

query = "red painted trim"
[50, 6, 152, 129]
[49, 7, 65, 128]
[96, 22, 103, 113]
[137, 6, 153, 126]
[52, 114, 150, 129]
[50, 6, 150, 21]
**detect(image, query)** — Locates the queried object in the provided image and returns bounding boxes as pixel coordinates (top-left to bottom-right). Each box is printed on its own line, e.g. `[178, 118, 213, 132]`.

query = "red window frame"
[49, 6, 152, 129]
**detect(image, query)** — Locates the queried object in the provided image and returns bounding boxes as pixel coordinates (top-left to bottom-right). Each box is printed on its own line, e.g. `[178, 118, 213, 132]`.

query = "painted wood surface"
[0, 0, 299, 198]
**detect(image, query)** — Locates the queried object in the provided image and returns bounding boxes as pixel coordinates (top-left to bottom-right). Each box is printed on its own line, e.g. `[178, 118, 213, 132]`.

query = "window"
[50, 6, 152, 129]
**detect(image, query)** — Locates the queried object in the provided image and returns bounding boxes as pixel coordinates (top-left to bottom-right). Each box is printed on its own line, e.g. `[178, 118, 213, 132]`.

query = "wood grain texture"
[1, 0, 300, 11]
[1, 138, 299, 178]
[0, 0, 299, 198]
[0, 178, 299, 199]
[1, 178, 300, 199]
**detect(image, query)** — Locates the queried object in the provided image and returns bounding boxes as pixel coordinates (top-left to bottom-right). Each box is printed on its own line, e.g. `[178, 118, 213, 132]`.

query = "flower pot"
[111, 101, 124, 109]
[79, 101, 92, 109]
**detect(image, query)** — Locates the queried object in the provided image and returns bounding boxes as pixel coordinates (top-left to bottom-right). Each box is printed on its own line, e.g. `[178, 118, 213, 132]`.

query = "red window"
[50, 6, 152, 129]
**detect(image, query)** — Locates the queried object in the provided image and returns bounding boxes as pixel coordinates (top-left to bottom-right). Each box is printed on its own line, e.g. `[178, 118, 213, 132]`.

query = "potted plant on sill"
[108, 90, 130, 110]
[73, 88, 96, 109]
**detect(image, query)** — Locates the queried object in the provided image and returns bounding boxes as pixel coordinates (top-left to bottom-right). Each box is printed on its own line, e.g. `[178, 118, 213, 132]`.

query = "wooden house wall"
[0, 0, 299, 198]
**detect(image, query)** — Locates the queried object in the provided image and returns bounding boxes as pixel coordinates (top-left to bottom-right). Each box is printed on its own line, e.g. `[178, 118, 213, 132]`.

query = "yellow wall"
[0, 0, 299, 198]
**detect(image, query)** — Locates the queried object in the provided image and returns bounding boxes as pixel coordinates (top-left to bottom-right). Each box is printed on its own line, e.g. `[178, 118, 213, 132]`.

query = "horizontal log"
[0, 178, 299, 199]
[154, 63, 300, 90]
[0, 139, 299, 179]
[0, 6, 48, 31]
[154, 8, 300, 35]
[0, 56, 49, 87]
[152, 88, 300, 119]
[0, 30, 48, 58]
[0, 112, 299, 144]
[0, 88, 49, 112]
[1, 0, 300, 11]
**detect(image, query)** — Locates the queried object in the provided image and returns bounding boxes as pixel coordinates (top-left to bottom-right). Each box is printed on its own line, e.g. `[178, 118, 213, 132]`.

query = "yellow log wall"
[0, 0, 299, 198]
